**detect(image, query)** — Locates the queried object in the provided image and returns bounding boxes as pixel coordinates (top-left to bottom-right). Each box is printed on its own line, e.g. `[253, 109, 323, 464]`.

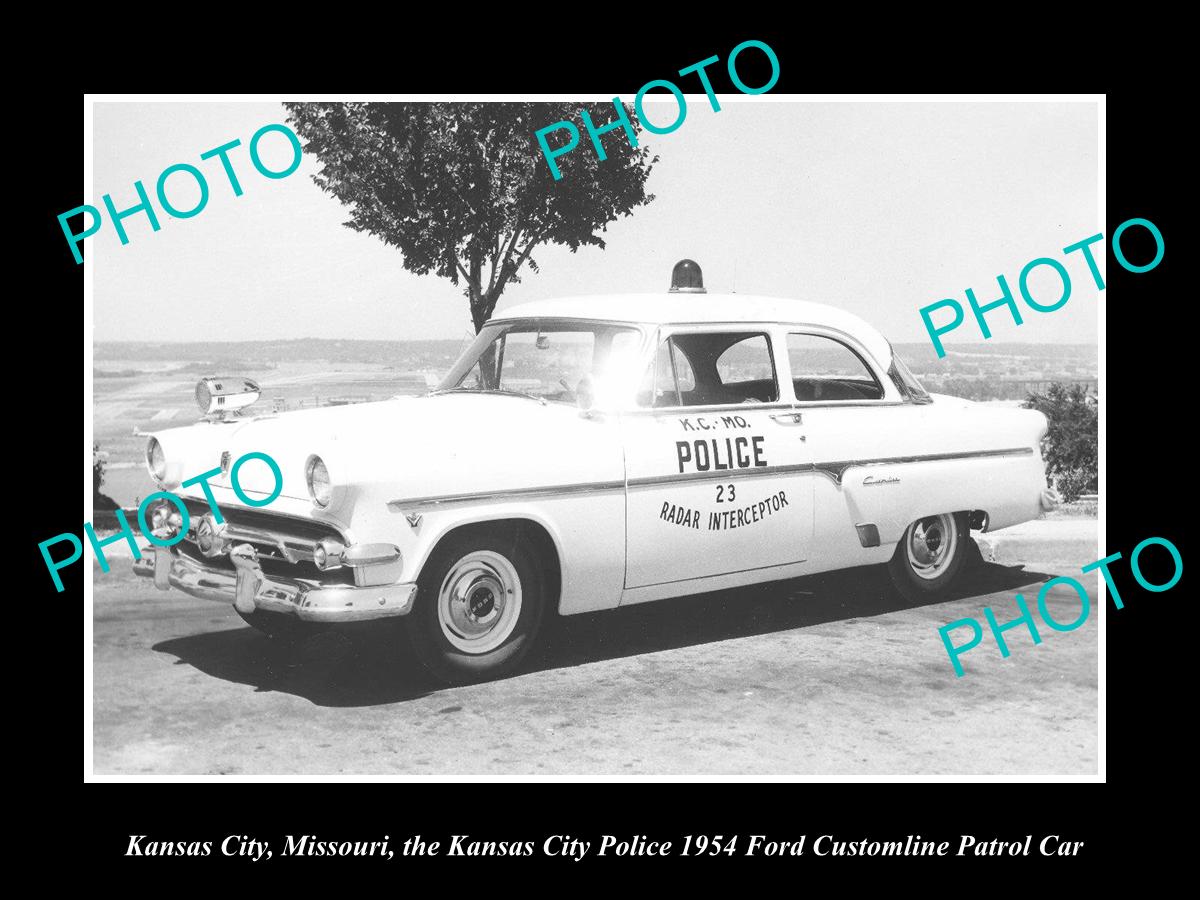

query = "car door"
[784, 328, 920, 567]
[620, 325, 814, 589]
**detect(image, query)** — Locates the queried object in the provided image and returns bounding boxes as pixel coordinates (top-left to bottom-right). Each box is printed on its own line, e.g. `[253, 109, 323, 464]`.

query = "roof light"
[669, 259, 706, 294]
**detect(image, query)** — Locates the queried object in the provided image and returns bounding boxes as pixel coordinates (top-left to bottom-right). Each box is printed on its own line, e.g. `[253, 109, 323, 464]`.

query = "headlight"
[305, 455, 332, 508]
[146, 437, 167, 484]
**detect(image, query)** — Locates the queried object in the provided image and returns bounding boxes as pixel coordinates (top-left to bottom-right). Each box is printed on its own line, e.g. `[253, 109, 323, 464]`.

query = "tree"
[1022, 383, 1098, 502]
[285, 103, 657, 332]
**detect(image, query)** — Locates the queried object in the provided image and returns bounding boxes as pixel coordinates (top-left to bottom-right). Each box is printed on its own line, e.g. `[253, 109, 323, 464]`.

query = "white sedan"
[134, 261, 1054, 684]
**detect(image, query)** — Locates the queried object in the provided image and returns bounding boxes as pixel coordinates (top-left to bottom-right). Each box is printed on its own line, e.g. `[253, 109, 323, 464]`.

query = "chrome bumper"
[133, 546, 416, 623]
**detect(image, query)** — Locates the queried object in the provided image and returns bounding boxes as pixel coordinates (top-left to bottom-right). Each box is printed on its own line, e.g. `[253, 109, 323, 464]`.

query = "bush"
[1056, 468, 1094, 503]
[1022, 383, 1097, 502]
[93, 443, 106, 491]
[93, 443, 119, 512]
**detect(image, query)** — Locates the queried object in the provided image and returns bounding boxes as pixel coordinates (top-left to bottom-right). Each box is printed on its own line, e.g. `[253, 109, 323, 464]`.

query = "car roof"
[492, 293, 894, 367]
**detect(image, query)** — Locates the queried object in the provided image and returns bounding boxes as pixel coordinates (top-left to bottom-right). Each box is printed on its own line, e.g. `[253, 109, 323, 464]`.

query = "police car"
[134, 261, 1055, 684]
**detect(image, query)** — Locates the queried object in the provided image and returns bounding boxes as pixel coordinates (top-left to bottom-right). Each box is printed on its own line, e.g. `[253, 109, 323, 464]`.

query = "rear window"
[787, 333, 884, 401]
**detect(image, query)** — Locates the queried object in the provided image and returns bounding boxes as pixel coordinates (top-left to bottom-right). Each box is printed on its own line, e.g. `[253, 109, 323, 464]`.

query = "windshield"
[437, 321, 646, 406]
[887, 344, 933, 403]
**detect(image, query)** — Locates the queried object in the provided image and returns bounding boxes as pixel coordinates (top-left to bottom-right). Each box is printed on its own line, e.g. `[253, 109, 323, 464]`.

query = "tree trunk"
[467, 256, 500, 385]
[468, 256, 486, 333]
[471, 303, 488, 333]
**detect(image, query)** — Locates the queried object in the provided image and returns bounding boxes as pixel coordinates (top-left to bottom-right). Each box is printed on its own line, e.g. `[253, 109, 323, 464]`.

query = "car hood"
[150, 392, 595, 503]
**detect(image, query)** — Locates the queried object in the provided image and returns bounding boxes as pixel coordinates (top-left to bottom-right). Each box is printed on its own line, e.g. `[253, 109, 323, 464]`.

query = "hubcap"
[906, 514, 957, 580]
[437, 550, 522, 654]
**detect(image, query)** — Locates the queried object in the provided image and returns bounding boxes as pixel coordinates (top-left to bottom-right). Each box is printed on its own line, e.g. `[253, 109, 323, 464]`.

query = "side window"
[787, 333, 884, 401]
[714, 335, 778, 402]
[638, 331, 778, 407]
[497, 330, 596, 398]
[460, 354, 497, 390]
[638, 339, 696, 407]
[606, 329, 643, 369]
[671, 342, 696, 393]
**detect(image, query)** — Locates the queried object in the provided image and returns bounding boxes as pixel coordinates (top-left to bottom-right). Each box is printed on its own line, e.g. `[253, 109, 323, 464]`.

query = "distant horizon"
[94, 337, 1099, 347]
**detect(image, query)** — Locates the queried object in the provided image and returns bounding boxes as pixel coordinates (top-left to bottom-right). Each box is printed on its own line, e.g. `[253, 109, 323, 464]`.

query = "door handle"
[770, 412, 804, 425]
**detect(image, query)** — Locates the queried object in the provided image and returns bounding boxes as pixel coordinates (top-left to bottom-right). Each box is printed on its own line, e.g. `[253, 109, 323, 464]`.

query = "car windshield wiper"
[429, 386, 547, 406]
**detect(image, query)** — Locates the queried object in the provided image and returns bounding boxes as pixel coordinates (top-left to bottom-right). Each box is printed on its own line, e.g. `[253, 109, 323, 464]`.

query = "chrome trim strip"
[388, 480, 626, 511]
[228, 525, 311, 563]
[185, 488, 349, 535]
[622, 400, 913, 415]
[388, 447, 1034, 509]
[622, 402, 797, 416]
[790, 400, 911, 409]
[626, 464, 812, 489]
[486, 315, 652, 331]
[812, 447, 1033, 485]
[342, 543, 402, 567]
[183, 522, 318, 564]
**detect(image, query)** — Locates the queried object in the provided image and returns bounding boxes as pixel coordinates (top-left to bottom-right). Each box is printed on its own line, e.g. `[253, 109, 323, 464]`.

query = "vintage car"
[133, 260, 1056, 684]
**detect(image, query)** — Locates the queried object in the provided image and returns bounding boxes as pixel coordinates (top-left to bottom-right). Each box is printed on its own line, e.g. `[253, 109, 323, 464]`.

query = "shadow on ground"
[152, 547, 1053, 708]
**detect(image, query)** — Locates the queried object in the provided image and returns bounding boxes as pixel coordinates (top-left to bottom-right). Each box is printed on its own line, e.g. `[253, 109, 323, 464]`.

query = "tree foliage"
[285, 103, 657, 331]
[93, 443, 118, 512]
[1022, 383, 1098, 502]
[93, 443, 105, 491]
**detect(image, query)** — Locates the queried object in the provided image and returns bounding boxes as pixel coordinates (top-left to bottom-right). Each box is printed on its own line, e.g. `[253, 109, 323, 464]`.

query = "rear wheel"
[406, 528, 547, 685]
[887, 512, 970, 602]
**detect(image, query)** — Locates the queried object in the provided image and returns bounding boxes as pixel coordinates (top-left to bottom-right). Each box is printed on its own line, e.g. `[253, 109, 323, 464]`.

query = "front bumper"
[133, 545, 416, 623]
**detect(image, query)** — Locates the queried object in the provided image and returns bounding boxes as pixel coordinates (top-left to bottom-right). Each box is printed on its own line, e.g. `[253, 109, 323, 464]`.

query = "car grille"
[178, 496, 354, 585]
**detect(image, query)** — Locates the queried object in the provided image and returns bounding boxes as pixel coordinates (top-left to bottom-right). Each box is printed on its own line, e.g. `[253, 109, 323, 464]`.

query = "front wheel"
[405, 528, 547, 685]
[887, 512, 971, 602]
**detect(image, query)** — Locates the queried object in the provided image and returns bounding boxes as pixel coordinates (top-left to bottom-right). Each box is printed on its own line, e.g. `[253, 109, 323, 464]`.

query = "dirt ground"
[91, 545, 1098, 777]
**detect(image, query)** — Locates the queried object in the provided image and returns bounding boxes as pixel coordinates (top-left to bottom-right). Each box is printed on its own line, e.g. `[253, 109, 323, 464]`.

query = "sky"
[92, 100, 1099, 347]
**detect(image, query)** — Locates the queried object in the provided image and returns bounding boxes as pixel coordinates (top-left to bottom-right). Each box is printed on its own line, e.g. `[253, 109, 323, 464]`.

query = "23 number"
[715, 484, 735, 502]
